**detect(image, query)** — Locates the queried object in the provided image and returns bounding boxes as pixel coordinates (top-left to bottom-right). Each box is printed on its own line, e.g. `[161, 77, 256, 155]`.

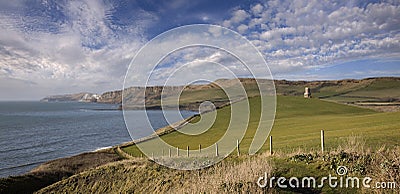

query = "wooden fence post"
[321, 130, 325, 153]
[199, 144, 201, 153]
[187, 146, 189, 157]
[177, 147, 179, 157]
[169, 148, 171, 158]
[270, 136, 273, 155]
[237, 139, 240, 156]
[215, 143, 219, 157]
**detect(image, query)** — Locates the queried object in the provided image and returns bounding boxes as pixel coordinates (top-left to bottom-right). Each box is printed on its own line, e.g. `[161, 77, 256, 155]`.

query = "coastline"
[0, 148, 122, 193]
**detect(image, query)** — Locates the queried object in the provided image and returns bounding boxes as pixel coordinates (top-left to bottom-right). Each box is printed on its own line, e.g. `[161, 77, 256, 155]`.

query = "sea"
[0, 101, 195, 178]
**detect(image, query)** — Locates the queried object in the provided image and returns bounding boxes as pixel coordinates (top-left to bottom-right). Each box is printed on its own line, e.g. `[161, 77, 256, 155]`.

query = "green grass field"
[315, 78, 400, 102]
[123, 95, 400, 156]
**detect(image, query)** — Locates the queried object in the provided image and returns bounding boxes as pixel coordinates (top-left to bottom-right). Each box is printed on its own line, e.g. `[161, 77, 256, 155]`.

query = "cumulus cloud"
[251, 4, 263, 15]
[148, 47, 250, 86]
[223, 9, 249, 28]
[237, 24, 248, 34]
[221, 0, 400, 77]
[124, 25, 270, 87]
[0, 0, 156, 99]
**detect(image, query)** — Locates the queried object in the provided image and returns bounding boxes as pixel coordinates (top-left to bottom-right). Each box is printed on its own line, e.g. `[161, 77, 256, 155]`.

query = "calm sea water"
[0, 101, 194, 178]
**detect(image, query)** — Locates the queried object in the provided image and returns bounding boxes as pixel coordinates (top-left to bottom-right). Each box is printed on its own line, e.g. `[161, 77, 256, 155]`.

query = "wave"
[93, 146, 112, 152]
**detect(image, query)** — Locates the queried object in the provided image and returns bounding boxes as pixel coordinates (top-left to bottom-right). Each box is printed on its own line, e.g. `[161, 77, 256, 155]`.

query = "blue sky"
[0, 0, 399, 100]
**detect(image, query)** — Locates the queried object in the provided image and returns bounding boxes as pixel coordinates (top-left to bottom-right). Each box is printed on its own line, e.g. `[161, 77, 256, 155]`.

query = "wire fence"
[117, 130, 326, 159]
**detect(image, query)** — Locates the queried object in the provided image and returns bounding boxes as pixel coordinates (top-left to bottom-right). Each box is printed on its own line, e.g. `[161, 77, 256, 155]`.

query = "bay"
[0, 101, 194, 177]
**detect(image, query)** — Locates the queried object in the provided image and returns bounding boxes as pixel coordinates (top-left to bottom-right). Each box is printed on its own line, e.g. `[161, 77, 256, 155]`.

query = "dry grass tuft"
[363, 146, 400, 194]
[336, 134, 368, 154]
[177, 153, 274, 193]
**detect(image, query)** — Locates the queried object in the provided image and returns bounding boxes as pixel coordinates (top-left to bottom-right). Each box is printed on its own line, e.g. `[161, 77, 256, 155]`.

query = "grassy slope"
[37, 138, 400, 193]
[343, 79, 400, 98]
[159, 80, 263, 109]
[123, 96, 400, 156]
[121, 77, 399, 110]
[316, 78, 400, 102]
[167, 78, 400, 109]
[270, 97, 400, 152]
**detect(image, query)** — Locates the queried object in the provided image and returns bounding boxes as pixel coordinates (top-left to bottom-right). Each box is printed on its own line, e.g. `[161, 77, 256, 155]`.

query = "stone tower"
[304, 87, 311, 98]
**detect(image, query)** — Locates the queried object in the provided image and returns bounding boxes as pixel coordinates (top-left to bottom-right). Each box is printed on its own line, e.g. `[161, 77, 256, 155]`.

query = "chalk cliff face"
[40, 93, 100, 102]
[111, 86, 187, 109]
[38, 79, 267, 105]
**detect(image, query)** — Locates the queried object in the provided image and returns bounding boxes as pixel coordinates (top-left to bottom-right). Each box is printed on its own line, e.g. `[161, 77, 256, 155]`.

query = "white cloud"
[237, 24, 248, 34]
[122, 25, 275, 88]
[231, 9, 249, 23]
[251, 4, 263, 15]
[0, 0, 156, 99]
[223, 9, 249, 28]
[220, 0, 400, 77]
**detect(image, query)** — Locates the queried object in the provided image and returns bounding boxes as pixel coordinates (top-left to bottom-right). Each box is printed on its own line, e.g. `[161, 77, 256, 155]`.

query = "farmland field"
[123, 95, 400, 156]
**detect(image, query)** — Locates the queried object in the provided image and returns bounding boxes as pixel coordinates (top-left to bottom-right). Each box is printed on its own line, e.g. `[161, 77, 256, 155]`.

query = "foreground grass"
[123, 96, 400, 156]
[37, 138, 400, 193]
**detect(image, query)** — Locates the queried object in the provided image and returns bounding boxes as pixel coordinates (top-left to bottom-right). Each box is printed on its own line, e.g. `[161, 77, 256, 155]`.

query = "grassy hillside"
[121, 78, 269, 110]
[37, 139, 400, 193]
[123, 96, 400, 157]
[270, 97, 399, 151]
[122, 77, 400, 110]
[45, 77, 399, 109]
[314, 77, 400, 101]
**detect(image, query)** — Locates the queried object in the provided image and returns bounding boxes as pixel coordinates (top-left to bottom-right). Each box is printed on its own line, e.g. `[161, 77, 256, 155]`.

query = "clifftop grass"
[123, 96, 399, 157]
[37, 139, 400, 193]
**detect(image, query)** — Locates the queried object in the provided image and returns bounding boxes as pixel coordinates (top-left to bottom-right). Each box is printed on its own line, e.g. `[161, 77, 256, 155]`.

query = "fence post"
[237, 139, 240, 156]
[199, 144, 201, 153]
[177, 147, 179, 157]
[321, 130, 325, 153]
[270, 136, 273, 155]
[215, 143, 219, 157]
[187, 146, 189, 157]
[169, 148, 171, 158]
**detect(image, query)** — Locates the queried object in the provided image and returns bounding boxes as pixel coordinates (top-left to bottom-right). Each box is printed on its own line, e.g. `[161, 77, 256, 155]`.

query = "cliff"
[97, 90, 122, 104]
[40, 92, 100, 102]
[40, 77, 400, 110]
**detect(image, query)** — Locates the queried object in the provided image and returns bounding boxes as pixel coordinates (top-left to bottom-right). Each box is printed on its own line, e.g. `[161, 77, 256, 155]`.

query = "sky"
[0, 0, 399, 100]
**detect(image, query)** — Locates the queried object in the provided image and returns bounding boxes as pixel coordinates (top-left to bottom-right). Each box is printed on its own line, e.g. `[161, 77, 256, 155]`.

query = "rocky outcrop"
[97, 90, 122, 104]
[40, 93, 100, 102]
